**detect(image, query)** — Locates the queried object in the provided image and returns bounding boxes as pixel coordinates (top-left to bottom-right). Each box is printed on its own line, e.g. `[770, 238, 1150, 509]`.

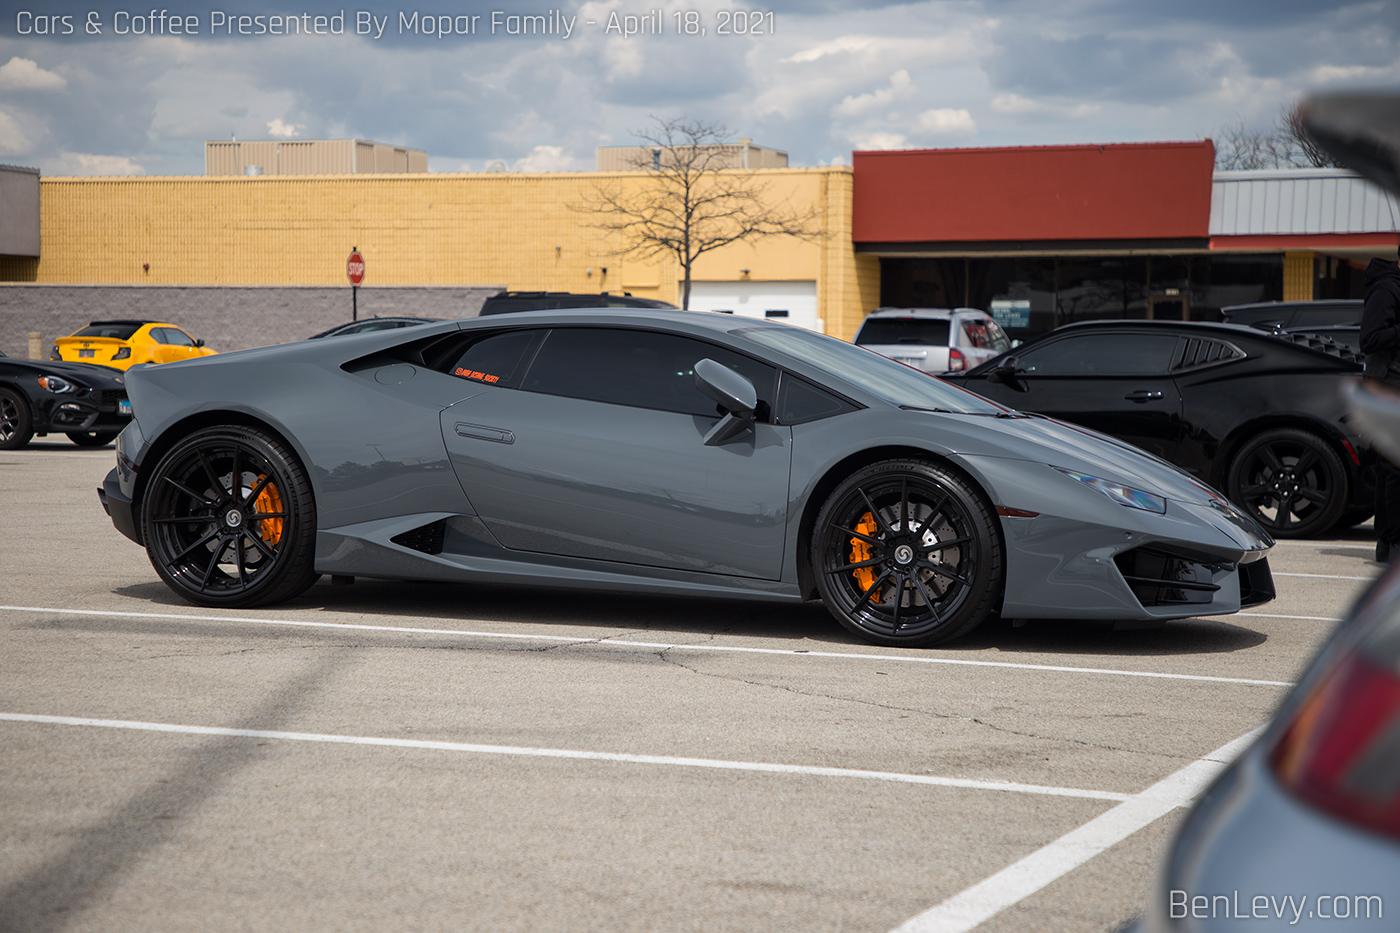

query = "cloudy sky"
[1, 0, 1397, 176]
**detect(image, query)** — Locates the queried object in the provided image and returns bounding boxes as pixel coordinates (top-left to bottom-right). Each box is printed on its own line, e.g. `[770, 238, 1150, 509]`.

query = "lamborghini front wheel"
[141, 426, 318, 607]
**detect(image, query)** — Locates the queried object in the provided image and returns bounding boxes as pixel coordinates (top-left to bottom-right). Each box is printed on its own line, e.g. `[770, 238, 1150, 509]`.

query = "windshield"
[738, 326, 1007, 414]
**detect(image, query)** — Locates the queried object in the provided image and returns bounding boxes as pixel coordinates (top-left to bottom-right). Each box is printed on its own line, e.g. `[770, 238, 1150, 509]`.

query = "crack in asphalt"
[649, 640, 1202, 764]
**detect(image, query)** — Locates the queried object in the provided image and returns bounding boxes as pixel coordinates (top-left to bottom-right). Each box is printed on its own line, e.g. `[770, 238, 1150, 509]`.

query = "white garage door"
[686, 281, 821, 332]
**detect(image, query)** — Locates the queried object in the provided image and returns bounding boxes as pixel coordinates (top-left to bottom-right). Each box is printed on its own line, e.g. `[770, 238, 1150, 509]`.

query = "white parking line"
[1239, 611, 1344, 622]
[0, 711, 1130, 801]
[888, 728, 1263, 933]
[1268, 540, 1373, 549]
[0, 605, 1294, 687]
[1273, 571, 1373, 581]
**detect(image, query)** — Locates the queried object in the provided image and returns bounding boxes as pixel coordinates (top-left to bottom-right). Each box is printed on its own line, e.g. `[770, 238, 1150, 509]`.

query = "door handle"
[454, 422, 515, 444]
[1124, 389, 1164, 402]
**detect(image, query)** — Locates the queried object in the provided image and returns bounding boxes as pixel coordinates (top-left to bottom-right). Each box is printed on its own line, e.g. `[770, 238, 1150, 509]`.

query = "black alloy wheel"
[141, 426, 319, 607]
[67, 430, 120, 447]
[1225, 427, 1347, 539]
[812, 459, 1002, 648]
[0, 388, 34, 450]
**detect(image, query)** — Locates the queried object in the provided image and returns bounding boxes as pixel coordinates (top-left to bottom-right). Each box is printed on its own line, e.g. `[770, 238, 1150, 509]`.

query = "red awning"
[852, 141, 1216, 247]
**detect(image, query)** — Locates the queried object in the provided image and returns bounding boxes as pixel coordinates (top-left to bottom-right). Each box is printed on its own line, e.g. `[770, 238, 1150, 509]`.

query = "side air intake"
[390, 519, 447, 555]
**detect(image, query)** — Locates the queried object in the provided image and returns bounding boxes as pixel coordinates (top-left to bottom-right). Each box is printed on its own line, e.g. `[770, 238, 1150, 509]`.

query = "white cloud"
[915, 107, 977, 137]
[0, 56, 65, 91]
[834, 70, 915, 119]
[0, 111, 32, 154]
[512, 145, 580, 172]
[847, 130, 908, 151]
[45, 152, 146, 176]
[266, 118, 303, 138]
[783, 35, 882, 65]
[1308, 63, 1400, 84]
[990, 94, 1100, 119]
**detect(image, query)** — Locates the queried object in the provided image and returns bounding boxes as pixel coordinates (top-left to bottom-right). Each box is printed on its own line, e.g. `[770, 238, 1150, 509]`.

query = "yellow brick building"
[3, 167, 879, 341]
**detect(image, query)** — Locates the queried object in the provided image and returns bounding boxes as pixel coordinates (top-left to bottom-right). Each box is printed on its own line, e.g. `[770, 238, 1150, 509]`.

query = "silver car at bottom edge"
[1132, 383, 1400, 932]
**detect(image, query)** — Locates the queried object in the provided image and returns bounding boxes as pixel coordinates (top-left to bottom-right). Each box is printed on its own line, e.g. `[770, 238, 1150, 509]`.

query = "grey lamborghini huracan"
[99, 310, 1275, 647]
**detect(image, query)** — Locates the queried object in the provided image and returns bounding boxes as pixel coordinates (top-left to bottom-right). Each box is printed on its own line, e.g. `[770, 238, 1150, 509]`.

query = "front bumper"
[34, 388, 130, 434]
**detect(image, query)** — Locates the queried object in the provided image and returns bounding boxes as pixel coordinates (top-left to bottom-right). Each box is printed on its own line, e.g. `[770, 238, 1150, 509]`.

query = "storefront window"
[876, 253, 1286, 339]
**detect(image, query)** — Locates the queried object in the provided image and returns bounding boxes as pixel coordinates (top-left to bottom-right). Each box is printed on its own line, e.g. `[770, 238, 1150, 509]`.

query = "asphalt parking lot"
[0, 438, 1378, 933]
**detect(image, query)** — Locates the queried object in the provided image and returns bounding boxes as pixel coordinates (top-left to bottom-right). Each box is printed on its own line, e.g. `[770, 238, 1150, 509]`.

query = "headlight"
[37, 375, 77, 394]
[1055, 467, 1167, 513]
[112, 347, 131, 360]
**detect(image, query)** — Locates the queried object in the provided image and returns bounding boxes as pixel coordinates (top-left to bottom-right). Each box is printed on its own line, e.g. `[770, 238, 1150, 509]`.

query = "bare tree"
[1281, 101, 1344, 168]
[575, 117, 816, 309]
[1214, 115, 1292, 170]
[1214, 102, 1345, 170]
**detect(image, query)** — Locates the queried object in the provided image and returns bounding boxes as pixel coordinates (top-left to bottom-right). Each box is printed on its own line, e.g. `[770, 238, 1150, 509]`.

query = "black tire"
[0, 387, 34, 450]
[1225, 428, 1347, 539]
[66, 430, 120, 447]
[141, 426, 319, 607]
[811, 459, 1003, 648]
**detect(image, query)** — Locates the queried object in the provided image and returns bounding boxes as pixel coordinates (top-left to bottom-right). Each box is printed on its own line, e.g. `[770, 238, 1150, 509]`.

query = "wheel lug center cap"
[894, 544, 915, 566]
[224, 508, 244, 529]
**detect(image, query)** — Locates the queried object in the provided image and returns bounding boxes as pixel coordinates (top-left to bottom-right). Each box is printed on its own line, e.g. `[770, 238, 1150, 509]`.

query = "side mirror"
[985, 355, 1027, 391]
[694, 358, 756, 446]
[195, 339, 205, 347]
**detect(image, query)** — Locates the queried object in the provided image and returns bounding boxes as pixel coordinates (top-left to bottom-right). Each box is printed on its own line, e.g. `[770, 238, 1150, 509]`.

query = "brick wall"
[0, 284, 502, 358]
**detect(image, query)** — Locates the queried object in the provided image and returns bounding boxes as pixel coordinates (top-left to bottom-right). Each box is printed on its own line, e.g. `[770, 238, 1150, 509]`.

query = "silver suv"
[853, 307, 1011, 375]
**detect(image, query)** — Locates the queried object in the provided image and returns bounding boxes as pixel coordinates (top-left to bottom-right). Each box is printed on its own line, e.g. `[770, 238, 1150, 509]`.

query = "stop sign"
[346, 250, 365, 285]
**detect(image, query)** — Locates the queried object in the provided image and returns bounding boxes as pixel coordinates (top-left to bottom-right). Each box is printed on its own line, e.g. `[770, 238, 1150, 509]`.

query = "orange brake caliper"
[850, 512, 880, 602]
[254, 477, 284, 546]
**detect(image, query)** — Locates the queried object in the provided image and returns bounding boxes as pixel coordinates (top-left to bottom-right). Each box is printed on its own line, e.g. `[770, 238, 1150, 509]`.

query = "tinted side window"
[163, 328, 196, 347]
[149, 328, 170, 345]
[777, 373, 856, 424]
[448, 330, 544, 388]
[521, 328, 775, 418]
[1018, 333, 1179, 375]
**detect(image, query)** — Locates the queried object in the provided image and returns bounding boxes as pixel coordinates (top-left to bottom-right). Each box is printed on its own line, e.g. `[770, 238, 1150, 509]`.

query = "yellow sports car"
[52, 320, 217, 370]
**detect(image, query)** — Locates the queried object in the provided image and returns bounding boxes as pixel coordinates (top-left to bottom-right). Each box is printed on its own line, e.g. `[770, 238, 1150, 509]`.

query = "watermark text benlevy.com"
[1171, 891, 1383, 923]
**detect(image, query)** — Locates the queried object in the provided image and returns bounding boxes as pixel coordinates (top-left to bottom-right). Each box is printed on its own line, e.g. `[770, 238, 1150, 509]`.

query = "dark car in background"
[477, 291, 679, 315]
[1222, 299, 1363, 329]
[1223, 300, 1364, 355]
[0, 351, 131, 449]
[945, 320, 1371, 538]
[309, 317, 443, 339]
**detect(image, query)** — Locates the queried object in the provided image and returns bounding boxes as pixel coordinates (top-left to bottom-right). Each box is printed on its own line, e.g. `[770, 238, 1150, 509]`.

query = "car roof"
[457, 307, 766, 334]
[1052, 319, 1272, 337]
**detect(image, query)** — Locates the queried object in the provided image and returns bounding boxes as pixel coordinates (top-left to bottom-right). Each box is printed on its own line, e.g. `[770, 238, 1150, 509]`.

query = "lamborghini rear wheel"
[141, 426, 318, 607]
[812, 459, 1002, 648]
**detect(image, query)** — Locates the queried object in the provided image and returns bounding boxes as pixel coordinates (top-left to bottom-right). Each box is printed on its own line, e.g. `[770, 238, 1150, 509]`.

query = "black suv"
[477, 291, 679, 316]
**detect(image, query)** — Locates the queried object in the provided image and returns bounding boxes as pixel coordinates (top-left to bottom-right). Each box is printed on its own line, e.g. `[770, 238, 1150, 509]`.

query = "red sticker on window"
[454, 367, 500, 384]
